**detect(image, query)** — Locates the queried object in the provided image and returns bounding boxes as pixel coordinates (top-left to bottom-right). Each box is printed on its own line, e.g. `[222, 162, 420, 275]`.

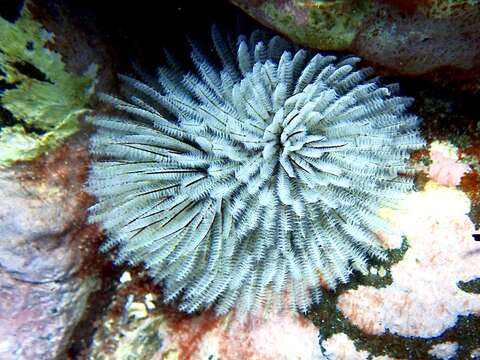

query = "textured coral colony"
[87, 27, 425, 316]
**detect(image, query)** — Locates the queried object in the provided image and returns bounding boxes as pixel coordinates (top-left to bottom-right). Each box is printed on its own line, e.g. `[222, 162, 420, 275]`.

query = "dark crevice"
[0, 0, 24, 22]
[67, 274, 119, 360]
[0, 105, 47, 135]
[12, 61, 52, 83]
[0, 77, 20, 129]
[25, 40, 34, 51]
[0, 106, 18, 128]
[18, 122, 48, 135]
[0, 79, 16, 93]
[458, 278, 480, 294]
[31, 0, 259, 74]
[1, 61, 53, 135]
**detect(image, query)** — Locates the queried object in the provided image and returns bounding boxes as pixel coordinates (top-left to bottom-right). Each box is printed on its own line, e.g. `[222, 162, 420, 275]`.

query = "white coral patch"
[321, 333, 369, 360]
[428, 342, 459, 360]
[338, 182, 480, 338]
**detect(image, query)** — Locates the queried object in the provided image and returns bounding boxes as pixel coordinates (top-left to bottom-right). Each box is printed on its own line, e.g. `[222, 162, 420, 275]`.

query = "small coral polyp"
[87, 27, 425, 317]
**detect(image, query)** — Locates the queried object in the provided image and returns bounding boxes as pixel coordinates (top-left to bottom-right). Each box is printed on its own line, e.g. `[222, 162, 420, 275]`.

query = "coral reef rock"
[230, 0, 480, 89]
[0, 135, 101, 360]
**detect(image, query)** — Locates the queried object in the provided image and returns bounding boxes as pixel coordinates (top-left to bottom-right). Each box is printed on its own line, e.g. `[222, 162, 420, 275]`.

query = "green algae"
[0, 3, 96, 167]
[233, 0, 370, 50]
[303, 1, 368, 50]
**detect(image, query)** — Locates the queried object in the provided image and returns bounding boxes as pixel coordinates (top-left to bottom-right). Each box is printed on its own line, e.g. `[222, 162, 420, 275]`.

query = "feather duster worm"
[87, 27, 425, 316]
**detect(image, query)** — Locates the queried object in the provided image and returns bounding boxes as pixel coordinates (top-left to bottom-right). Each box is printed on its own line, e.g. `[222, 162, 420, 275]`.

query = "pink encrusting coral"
[321, 333, 403, 360]
[337, 181, 480, 338]
[428, 141, 471, 186]
[156, 311, 323, 360]
[157, 312, 405, 359]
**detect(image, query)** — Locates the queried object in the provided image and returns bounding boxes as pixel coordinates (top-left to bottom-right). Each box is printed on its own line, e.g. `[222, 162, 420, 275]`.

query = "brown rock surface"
[0, 134, 102, 359]
[230, 0, 480, 91]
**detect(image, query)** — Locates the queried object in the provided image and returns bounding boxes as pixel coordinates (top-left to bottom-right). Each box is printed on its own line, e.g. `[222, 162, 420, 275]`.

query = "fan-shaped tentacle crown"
[87, 26, 425, 316]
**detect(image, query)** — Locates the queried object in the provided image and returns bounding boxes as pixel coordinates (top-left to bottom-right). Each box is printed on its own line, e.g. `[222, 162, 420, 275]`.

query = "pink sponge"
[429, 141, 470, 186]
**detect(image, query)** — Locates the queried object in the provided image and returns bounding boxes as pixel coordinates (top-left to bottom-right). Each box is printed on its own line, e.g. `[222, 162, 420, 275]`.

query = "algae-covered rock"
[253, 0, 368, 50]
[230, 0, 480, 87]
[0, 3, 96, 167]
[88, 278, 168, 360]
